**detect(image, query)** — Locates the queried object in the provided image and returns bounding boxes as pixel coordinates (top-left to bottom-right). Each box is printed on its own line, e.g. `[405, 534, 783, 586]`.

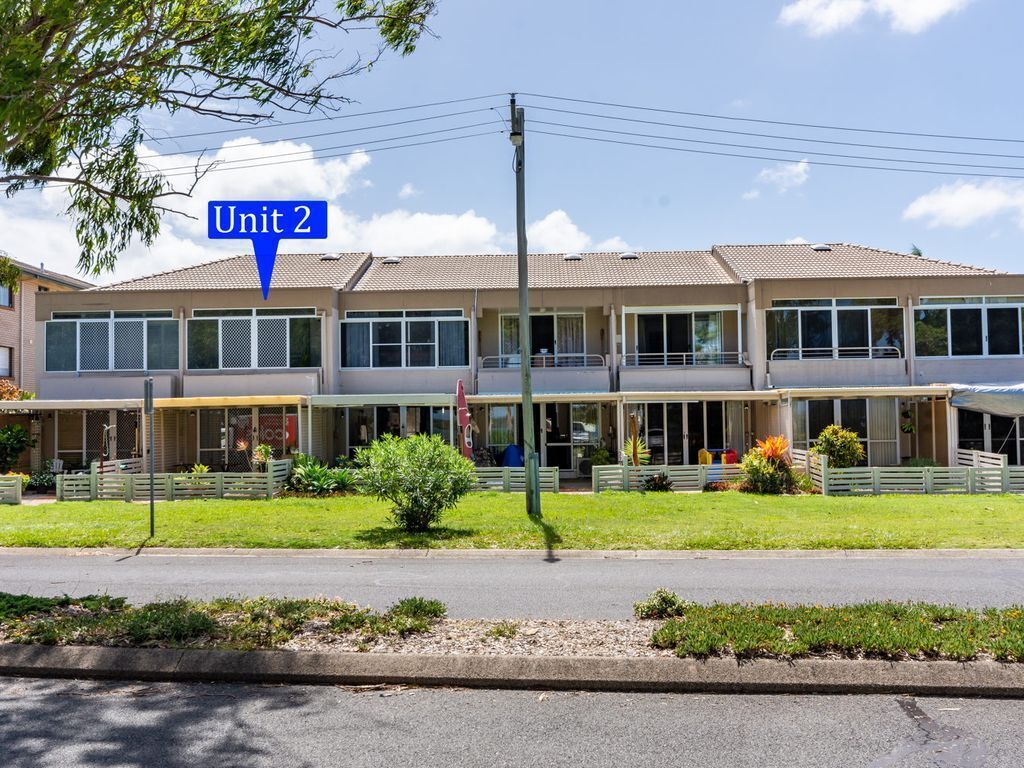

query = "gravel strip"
[285, 619, 672, 657]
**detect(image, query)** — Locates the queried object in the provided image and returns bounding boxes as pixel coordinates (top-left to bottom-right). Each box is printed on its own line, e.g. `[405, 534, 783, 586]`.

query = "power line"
[531, 129, 1024, 180]
[156, 131, 498, 180]
[162, 107, 498, 157]
[529, 119, 1024, 173]
[144, 121, 498, 175]
[521, 92, 1024, 145]
[144, 93, 508, 143]
[521, 104, 1024, 161]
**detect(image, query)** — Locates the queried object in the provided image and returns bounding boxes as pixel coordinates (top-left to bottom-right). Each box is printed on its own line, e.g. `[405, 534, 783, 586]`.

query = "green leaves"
[1, 0, 436, 275]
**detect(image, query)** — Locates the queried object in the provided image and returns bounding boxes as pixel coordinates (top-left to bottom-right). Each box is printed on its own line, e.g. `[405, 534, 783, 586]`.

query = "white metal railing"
[621, 351, 745, 367]
[769, 346, 903, 361]
[480, 353, 607, 369]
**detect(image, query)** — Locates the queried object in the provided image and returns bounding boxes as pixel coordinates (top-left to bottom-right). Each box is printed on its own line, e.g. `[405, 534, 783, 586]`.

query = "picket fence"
[56, 459, 292, 502]
[473, 467, 560, 493]
[799, 451, 1022, 496]
[592, 463, 745, 493]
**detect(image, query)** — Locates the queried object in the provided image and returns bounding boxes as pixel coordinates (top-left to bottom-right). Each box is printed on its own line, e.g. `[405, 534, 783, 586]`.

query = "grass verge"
[0, 592, 445, 651]
[3, 491, 1024, 550]
[635, 589, 1024, 662]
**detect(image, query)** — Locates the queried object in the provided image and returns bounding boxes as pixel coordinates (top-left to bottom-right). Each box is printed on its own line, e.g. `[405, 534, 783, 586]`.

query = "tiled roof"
[712, 243, 1001, 280]
[6, 257, 92, 289]
[351, 251, 737, 292]
[92, 252, 371, 292]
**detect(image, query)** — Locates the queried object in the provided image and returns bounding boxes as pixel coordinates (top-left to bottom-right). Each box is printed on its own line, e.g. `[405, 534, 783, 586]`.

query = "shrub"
[27, 461, 56, 491]
[641, 471, 673, 492]
[0, 424, 34, 474]
[290, 460, 337, 496]
[811, 424, 865, 469]
[622, 436, 650, 466]
[328, 467, 355, 493]
[355, 434, 475, 532]
[740, 434, 796, 495]
[190, 463, 210, 474]
[589, 442, 614, 466]
[634, 588, 690, 619]
[906, 457, 939, 468]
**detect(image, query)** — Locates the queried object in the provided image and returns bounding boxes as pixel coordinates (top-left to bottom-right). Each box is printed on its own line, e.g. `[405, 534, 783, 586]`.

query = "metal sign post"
[144, 378, 155, 537]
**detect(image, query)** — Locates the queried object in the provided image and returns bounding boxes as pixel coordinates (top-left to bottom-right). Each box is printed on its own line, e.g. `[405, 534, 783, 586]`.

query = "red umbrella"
[456, 379, 472, 459]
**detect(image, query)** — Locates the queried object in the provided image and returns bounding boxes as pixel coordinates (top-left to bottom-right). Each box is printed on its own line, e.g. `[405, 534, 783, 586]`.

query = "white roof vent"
[382, 256, 402, 264]
[811, 243, 832, 252]
[563, 253, 582, 261]
[619, 251, 639, 260]
[319, 254, 342, 261]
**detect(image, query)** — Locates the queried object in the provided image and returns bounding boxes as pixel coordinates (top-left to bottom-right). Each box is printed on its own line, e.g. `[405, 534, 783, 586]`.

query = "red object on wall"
[285, 415, 298, 448]
[723, 448, 738, 465]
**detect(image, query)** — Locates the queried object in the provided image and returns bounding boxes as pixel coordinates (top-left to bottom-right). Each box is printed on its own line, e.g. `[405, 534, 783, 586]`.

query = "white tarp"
[949, 383, 1024, 418]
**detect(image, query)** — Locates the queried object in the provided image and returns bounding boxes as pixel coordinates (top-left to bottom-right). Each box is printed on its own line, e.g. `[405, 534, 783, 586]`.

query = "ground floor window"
[197, 406, 298, 470]
[340, 405, 453, 458]
[53, 409, 140, 470]
[792, 397, 899, 466]
[958, 409, 1022, 464]
[626, 401, 741, 465]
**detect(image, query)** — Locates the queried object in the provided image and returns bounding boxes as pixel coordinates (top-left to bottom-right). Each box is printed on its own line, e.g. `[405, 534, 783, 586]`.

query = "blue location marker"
[208, 201, 328, 299]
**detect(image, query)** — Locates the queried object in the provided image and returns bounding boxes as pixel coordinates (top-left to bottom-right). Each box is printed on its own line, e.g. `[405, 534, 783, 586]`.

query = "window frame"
[44, 310, 178, 373]
[0, 346, 11, 377]
[765, 298, 904, 361]
[186, 308, 321, 372]
[913, 296, 1024, 359]
[340, 309, 469, 370]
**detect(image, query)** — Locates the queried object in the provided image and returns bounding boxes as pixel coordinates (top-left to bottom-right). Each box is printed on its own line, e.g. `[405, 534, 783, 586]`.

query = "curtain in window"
[342, 323, 370, 367]
[438, 321, 468, 366]
[726, 401, 745, 454]
[556, 314, 584, 365]
[147, 320, 179, 370]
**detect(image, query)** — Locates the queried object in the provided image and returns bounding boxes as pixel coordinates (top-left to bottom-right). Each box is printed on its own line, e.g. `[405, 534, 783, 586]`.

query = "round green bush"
[812, 424, 865, 469]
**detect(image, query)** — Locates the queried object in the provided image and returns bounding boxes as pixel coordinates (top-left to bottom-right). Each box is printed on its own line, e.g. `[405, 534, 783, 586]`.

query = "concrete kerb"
[3, 645, 1024, 698]
[4, 547, 1024, 560]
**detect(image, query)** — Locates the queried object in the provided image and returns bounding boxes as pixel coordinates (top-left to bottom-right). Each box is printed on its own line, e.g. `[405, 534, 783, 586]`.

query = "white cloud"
[785, 236, 810, 244]
[730, 98, 752, 109]
[0, 144, 624, 284]
[398, 182, 420, 199]
[779, 0, 971, 36]
[741, 189, 761, 201]
[525, 209, 629, 253]
[903, 180, 1024, 229]
[756, 159, 810, 193]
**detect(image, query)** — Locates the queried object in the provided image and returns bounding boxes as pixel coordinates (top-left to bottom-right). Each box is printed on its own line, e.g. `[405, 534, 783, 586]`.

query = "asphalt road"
[3, 550, 1024, 616]
[1, 678, 1016, 767]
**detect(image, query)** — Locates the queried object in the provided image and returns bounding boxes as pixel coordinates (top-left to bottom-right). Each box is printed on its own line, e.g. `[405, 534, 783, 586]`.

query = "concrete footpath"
[2, 644, 1023, 698]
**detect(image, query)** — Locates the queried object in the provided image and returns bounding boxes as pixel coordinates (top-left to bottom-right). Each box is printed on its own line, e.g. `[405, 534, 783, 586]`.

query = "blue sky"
[4, 0, 1023, 281]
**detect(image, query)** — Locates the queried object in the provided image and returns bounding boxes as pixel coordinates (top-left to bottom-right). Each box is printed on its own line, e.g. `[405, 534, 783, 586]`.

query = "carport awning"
[950, 383, 1024, 418]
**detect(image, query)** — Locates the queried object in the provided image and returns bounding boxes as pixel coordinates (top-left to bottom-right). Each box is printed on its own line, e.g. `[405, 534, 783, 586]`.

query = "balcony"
[618, 352, 751, 391]
[477, 354, 611, 394]
[767, 346, 908, 388]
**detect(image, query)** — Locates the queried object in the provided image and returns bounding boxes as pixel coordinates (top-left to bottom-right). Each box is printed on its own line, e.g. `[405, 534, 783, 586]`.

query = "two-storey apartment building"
[12, 242, 1024, 475]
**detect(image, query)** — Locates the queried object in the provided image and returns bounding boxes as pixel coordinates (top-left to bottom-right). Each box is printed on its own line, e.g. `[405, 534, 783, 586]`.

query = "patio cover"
[950, 383, 1024, 418]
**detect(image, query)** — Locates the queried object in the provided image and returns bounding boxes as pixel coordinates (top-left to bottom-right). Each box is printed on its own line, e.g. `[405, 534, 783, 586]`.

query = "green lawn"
[2, 491, 1024, 549]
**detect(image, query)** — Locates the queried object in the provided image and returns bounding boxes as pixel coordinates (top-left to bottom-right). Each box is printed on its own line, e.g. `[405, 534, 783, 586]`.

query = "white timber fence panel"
[473, 467, 559, 493]
[0, 476, 22, 505]
[91, 457, 144, 474]
[56, 461, 292, 502]
[592, 463, 744, 493]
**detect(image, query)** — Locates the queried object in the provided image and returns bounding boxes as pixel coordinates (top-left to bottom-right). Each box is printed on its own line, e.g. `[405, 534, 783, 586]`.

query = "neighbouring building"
[8, 242, 1024, 475]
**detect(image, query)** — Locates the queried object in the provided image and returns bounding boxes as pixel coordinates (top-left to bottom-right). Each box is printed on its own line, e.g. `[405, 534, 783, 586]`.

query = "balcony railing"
[480, 353, 607, 369]
[621, 351, 746, 367]
[769, 346, 903, 361]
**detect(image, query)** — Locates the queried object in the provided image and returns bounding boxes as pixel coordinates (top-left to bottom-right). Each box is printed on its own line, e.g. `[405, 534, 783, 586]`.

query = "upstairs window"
[187, 308, 320, 370]
[766, 298, 903, 360]
[341, 310, 469, 369]
[0, 285, 13, 309]
[45, 311, 178, 372]
[914, 297, 1024, 357]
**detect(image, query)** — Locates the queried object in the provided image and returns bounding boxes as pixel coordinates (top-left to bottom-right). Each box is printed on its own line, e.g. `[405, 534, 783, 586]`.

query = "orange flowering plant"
[740, 434, 797, 495]
[755, 435, 790, 463]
